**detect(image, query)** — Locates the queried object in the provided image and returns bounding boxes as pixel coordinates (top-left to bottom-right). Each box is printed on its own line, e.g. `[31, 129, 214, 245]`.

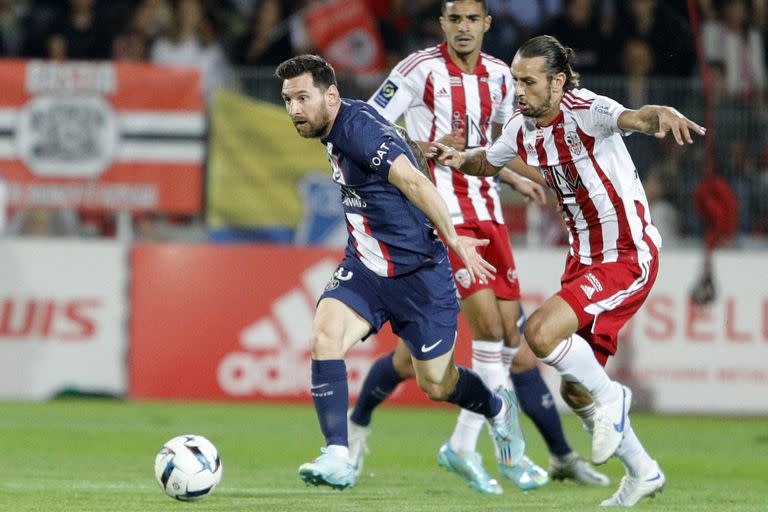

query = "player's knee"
[309, 328, 343, 359]
[416, 376, 451, 401]
[473, 315, 504, 342]
[523, 312, 552, 357]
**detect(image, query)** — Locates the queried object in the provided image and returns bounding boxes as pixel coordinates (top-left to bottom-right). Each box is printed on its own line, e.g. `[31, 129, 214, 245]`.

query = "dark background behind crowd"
[0, 0, 766, 245]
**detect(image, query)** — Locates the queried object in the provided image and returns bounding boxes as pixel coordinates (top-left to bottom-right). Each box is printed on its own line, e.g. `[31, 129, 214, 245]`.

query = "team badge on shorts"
[507, 268, 518, 283]
[324, 278, 339, 292]
[454, 268, 471, 289]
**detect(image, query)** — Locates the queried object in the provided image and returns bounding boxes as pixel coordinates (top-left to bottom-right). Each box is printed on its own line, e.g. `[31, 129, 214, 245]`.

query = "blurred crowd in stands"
[0, 0, 766, 246]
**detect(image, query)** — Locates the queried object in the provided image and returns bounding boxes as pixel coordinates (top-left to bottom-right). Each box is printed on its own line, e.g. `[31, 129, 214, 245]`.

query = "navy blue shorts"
[320, 256, 459, 360]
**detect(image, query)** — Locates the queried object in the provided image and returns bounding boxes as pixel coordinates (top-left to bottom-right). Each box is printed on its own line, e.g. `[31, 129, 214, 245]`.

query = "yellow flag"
[207, 89, 329, 228]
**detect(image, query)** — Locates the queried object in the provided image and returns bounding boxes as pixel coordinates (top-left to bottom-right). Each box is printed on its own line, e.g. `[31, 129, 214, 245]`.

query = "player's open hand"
[425, 141, 466, 169]
[655, 107, 706, 145]
[448, 236, 496, 284]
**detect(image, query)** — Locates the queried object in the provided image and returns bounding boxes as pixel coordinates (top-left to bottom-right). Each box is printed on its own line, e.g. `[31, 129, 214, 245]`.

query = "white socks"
[502, 346, 519, 369]
[449, 340, 506, 454]
[540, 334, 619, 406]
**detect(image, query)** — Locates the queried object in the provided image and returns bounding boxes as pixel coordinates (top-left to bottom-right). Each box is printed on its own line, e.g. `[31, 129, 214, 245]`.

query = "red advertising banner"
[0, 60, 205, 213]
[304, 0, 386, 78]
[130, 244, 472, 404]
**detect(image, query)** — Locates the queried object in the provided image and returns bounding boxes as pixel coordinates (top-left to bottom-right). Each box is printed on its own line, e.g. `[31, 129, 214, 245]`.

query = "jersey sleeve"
[581, 93, 631, 138]
[486, 115, 521, 168]
[367, 67, 419, 123]
[491, 71, 515, 124]
[339, 111, 410, 179]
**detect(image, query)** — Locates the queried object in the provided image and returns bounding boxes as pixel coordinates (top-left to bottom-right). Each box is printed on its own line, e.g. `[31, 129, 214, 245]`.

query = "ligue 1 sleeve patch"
[374, 80, 399, 108]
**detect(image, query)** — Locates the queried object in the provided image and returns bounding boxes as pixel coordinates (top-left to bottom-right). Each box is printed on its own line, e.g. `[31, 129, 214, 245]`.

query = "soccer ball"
[154, 434, 223, 501]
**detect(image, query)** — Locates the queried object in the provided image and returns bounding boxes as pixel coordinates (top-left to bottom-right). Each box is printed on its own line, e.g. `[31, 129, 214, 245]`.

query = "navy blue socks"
[350, 352, 404, 427]
[311, 359, 349, 447]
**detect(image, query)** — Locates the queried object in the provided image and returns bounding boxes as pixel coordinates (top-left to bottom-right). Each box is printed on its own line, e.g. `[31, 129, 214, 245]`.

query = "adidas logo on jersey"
[581, 284, 596, 299]
[435, 87, 449, 98]
[217, 258, 377, 396]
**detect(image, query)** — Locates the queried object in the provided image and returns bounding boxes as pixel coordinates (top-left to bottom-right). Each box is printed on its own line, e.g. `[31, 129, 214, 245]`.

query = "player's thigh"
[524, 294, 580, 356]
[312, 297, 373, 359]
[459, 288, 504, 341]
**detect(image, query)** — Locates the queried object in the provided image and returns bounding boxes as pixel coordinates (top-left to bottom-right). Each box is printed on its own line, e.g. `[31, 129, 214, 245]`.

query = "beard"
[293, 109, 330, 138]
[520, 90, 554, 118]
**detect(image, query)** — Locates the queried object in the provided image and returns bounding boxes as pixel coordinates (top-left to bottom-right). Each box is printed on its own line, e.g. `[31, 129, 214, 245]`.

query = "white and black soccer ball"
[154, 434, 223, 501]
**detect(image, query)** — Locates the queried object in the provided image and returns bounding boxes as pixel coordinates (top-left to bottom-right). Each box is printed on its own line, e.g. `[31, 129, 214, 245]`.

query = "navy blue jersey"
[321, 99, 446, 277]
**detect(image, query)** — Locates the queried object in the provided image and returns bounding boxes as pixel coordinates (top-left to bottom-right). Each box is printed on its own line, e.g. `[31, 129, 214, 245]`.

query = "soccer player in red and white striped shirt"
[348, 0, 609, 496]
[432, 34, 706, 507]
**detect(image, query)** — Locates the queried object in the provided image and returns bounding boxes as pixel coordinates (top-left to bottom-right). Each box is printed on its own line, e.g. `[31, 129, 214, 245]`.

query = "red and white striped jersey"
[487, 88, 662, 266]
[368, 42, 514, 225]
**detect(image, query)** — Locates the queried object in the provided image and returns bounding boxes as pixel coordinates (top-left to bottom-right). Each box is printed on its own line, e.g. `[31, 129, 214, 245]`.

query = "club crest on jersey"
[564, 131, 583, 155]
[454, 268, 471, 289]
[374, 80, 399, 107]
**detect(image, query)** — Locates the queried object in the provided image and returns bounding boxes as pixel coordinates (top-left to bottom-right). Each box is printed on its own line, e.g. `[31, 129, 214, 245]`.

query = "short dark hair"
[441, 0, 487, 14]
[275, 54, 337, 90]
[517, 35, 581, 90]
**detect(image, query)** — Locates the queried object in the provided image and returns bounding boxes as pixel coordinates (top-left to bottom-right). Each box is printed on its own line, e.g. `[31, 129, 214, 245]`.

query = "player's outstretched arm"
[425, 143, 503, 177]
[618, 105, 706, 145]
[387, 153, 496, 283]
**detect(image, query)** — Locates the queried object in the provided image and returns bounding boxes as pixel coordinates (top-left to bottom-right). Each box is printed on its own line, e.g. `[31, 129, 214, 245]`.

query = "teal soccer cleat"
[298, 448, 356, 490]
[487, 388, 526, 467]
[498, 454, 549, 491]
[438, 442, 502, 495]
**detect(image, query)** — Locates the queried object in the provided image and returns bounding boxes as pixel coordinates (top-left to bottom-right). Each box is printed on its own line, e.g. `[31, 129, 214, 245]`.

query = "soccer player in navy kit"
[276, 54, 525, 490]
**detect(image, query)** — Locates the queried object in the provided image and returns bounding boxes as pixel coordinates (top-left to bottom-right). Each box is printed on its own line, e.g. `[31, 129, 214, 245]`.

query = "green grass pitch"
[0, 399, 765, 511]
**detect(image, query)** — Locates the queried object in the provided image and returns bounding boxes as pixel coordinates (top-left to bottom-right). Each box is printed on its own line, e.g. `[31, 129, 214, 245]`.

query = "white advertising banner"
[516, 249, 768, 415]
[0, 238, 127, 399]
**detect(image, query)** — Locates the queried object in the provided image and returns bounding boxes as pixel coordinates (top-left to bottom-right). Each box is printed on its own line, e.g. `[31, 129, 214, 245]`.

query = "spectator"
[702, 0, 766, 102]
[150, 0, 233, 102]
[232, 0, 293, 66]
[485, 0, 561, 62]
[46, 0, 114, 60]
[540, 0, 608, 75]
[614, 0, 695, 75]
[0, 0, 30, 57]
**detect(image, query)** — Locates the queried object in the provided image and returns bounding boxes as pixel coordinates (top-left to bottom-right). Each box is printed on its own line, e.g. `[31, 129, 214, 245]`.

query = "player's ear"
[326, 84, 340, 106]
[484, 15, 491, 33]
[551, 72, 566, 94]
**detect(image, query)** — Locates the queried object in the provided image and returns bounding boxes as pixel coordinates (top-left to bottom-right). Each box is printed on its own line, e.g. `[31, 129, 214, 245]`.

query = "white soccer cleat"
[298, 448, 356, 490]
[592, 383, 632, 465]
[347, 411, 370, 478]
[600, 461, 665, 507]
[549, 452, 610, 486]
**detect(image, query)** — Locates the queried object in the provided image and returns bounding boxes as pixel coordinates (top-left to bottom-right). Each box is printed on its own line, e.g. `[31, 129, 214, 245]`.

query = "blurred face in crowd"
[281, 73, 338, 138]
[566, 0, 593, 26]
[178, 0, 203, 31]
[511, 54, 565, 120]
[622, 40, 654, 77]
[723, 0, 747, 30]
[440, 1, 491, 58]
